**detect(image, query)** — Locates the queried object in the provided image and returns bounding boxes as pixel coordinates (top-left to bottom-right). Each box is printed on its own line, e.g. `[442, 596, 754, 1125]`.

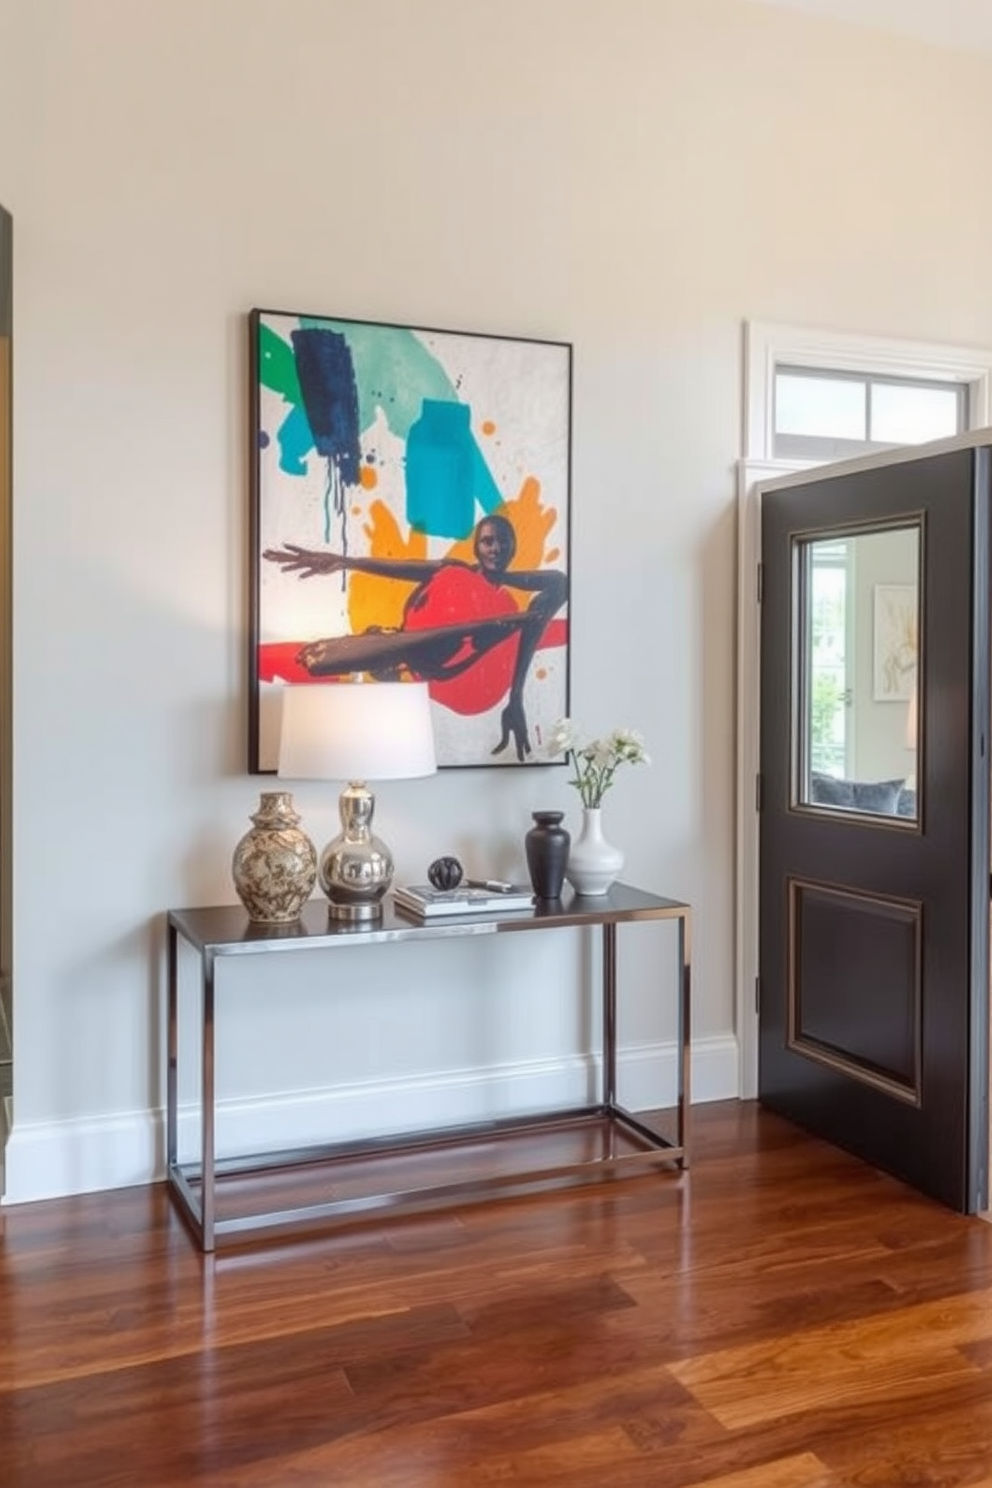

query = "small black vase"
[525, 811, 571, 900]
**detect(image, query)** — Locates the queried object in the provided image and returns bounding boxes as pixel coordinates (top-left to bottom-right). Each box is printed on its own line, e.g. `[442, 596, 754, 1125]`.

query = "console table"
[166, 883, 691, 1251]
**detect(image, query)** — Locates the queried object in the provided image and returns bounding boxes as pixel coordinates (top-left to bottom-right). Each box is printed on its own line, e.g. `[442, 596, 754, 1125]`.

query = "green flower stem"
[570, 758, 620, 808]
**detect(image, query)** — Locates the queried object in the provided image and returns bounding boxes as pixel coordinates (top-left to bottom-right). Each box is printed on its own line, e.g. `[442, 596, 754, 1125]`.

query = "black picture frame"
[248, 308, 572, 772]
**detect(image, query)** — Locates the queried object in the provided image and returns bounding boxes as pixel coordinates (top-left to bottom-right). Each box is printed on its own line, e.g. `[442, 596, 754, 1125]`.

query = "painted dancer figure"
[264, 514, 567, 762]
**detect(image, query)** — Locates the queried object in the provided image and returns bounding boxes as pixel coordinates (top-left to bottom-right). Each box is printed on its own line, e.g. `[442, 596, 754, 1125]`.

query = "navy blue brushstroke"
[290, 328, 362, 486]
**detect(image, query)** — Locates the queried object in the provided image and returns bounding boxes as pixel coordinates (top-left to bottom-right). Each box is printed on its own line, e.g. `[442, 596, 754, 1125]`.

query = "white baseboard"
[1, 1034, 738, 1205]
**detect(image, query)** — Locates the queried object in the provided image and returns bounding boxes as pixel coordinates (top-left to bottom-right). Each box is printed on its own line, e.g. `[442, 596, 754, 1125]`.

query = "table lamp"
[276, 680, 437, 921]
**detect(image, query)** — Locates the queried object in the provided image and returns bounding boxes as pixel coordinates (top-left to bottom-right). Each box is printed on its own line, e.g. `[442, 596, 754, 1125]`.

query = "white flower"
[610, 728, 650, 766]
[547, 717, 650, 808]
[546, 718, 577, 758]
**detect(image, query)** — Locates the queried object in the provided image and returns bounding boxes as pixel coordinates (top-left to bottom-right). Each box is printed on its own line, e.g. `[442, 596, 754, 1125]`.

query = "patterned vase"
[232, 791, 317, 923]
[525, 811, 570, 900]
[565, 807, 624, 897]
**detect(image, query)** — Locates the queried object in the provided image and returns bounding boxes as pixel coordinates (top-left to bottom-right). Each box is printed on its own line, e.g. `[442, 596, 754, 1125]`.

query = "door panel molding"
[787, 877, 922, 1105]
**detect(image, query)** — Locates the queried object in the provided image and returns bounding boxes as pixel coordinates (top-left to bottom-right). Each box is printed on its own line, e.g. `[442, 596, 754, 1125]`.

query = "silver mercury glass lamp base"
[319, 781, 394, 921]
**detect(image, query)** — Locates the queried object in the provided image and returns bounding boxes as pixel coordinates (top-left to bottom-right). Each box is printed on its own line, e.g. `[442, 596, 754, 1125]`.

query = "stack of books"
[393, 882, 535, 918]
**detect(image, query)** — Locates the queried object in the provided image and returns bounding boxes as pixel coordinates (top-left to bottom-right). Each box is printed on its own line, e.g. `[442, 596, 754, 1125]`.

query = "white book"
[393, 883, 535, 917]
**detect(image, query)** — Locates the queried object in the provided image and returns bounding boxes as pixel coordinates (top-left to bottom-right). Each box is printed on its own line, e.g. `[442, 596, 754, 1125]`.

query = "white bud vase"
[565, 806, 624, 896]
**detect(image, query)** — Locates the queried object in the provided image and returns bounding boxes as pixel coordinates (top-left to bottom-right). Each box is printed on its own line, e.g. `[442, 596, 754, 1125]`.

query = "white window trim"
[736, 323, 992, 1101]
[745, 321, 992, 463]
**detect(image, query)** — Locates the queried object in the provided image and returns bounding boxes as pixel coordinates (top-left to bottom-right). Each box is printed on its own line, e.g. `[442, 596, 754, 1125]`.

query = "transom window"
[745, 322, 992, 465]
[774, 366, 966, 461]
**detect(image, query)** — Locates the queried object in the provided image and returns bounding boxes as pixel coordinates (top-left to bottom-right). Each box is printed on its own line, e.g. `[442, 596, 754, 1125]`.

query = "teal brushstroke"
[406, 401, 473, 539]
[258, 321, 315, 474]
[406, 400, 502, 539]
[275, 405, 313, 477]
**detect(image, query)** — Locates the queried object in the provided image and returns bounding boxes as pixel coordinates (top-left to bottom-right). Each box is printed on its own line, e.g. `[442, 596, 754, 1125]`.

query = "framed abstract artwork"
[248, 308, 572, 771]
[872, 583, 917, 701]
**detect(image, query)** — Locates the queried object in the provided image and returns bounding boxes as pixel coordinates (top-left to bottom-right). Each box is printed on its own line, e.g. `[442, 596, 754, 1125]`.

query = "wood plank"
[669, 1289, 992, 1428]
[683, 1454, 840, 1488]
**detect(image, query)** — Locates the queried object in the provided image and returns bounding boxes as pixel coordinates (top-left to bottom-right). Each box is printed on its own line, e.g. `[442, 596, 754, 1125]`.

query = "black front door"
[759, 445, 991, 1212]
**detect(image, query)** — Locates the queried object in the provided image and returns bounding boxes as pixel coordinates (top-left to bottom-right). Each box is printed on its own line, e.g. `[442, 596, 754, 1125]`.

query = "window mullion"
[865, 379, 873, 443]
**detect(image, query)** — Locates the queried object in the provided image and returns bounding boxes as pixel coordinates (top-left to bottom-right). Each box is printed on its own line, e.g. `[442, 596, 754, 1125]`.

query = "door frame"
[735, 428, 992, 1105]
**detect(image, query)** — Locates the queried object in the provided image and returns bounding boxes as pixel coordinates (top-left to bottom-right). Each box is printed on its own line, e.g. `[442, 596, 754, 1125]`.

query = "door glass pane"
[797, 525, 920, 821]
[775, 373, 866, 440]
[871, 383, 963, 445]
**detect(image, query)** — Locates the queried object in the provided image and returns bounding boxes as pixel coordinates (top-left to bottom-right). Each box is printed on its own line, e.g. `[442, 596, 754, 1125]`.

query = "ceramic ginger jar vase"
[232, 791, 317, 923]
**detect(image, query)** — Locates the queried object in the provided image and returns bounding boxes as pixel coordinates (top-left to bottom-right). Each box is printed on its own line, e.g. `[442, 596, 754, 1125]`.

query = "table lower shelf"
[168, 1103, 687, 1250]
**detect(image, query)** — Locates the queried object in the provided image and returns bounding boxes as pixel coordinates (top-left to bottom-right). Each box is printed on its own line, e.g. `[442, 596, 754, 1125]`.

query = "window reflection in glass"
[797, 525, 920, 822]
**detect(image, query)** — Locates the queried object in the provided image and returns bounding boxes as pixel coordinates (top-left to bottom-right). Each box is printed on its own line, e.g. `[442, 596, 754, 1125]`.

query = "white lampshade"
[277, 681, 437, 783]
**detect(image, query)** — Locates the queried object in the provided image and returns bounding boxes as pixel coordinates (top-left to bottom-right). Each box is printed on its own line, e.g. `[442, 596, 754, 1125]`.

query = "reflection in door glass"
[798, 525, 920, 822]
[808, 541, 849, 776]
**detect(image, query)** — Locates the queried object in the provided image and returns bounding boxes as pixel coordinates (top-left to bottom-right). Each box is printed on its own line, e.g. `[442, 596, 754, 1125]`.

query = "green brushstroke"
[258, 321, 302, 405]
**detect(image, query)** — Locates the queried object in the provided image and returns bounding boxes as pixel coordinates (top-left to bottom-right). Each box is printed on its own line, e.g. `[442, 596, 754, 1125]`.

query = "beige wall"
[2, 0, 992, 1198]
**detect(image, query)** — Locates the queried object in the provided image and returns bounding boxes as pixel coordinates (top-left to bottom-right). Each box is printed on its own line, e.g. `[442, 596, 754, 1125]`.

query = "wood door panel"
[788, 878, 921, 1096]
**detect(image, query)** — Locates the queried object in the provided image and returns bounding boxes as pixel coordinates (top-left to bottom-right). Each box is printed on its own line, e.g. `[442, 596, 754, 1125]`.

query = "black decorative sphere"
[428, 855, 463, 890]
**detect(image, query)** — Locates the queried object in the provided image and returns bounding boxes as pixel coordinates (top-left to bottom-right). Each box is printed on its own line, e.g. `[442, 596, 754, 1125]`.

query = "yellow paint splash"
[501, 476, 559, 602]
[350, 500, 426, 634]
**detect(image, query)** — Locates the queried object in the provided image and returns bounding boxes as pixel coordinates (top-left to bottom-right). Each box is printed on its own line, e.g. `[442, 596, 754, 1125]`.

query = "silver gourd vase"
[232, 791, 317, 923]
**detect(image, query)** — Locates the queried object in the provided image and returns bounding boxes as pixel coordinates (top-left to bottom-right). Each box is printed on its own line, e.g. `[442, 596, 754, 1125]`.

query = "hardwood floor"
[4, 1100, 992, 1486]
